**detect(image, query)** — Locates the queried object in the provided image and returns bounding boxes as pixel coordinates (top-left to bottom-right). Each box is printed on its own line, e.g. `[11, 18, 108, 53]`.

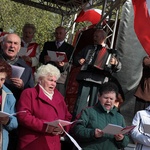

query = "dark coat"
[39, 41, 74, 84]
[74, 45, 122, 84]
[135, 56, 150, 101]
[0, 56, 34, 101]
[39, 41, 74, 67]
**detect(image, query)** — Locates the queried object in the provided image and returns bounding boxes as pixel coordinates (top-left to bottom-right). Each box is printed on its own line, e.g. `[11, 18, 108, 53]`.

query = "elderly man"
[39, 26, 74, 96]
[72, 29, 122, 120]
[1, 33, 34, 101]
[0, 33, 34, 150]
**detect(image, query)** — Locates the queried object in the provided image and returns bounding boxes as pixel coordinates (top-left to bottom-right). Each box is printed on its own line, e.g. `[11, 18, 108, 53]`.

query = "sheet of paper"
[0, 111, 10, 117]
[102, 124, 123, 135]
[56, 52, 68, 62]
[120, 125, 136, 134]
[0, 110, 26, 117]
[11, 65, 25, 78]
[47, 50, 58, 61]
[58, 123, 82, 150]
[47, 50, 68, 62]
[45, 119, 82, 127]
[102, 124, 135, 135]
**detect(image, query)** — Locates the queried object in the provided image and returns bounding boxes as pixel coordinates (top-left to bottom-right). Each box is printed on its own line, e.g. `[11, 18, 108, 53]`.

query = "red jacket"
[17, 84, 72, 150]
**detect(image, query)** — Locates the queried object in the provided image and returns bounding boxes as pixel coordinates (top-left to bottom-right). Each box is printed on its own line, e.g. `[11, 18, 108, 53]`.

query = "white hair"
[35, 64, 60, 82]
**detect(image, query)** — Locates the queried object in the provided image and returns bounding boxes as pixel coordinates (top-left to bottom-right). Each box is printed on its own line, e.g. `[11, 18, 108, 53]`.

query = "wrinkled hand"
[79, 58, 85, 65]
[0, 116, 10, 125]
[57, 61, 65, 67]
[95, 128, 103, 138]
[44, 55, 51, 63]
[110, 56, 118, 65]
[46, 125, 64, 135]
[10, 78, 24, 89]
[114, 134, 124, 141]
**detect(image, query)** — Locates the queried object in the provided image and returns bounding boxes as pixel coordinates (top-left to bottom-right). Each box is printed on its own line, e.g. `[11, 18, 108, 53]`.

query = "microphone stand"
[65, 31, 83, 71]
[64, 31, 83, 91]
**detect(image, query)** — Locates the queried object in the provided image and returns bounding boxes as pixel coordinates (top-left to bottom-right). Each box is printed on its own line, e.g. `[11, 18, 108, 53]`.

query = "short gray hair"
[35, 64, 60, 82]
[22, 23, 36, 33]
[3, 33, 21, 44]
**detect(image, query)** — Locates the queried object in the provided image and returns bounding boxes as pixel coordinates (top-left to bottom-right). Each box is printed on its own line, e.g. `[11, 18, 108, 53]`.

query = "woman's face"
[40, 75, 57, 94]
[98, 91, 116, 111]
[0, 72, 7, 89]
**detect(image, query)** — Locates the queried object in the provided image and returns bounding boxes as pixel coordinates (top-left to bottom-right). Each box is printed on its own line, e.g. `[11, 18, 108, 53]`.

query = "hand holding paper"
[0, 110, 26, 117]
[102, 124, 135, 135]
[45, 119, 82, 127]
[11, 65, 25, 78]
[47, 50, 68, 62]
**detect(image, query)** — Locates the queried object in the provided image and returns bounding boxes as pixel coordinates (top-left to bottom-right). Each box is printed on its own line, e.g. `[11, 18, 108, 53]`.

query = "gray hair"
[2, 33, 21, 46]
[35, 64, 60, 82]
[22, 23, 36, 33]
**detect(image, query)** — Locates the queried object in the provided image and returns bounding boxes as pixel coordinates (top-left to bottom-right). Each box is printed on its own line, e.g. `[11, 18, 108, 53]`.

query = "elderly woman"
[0, 59, 18, 150]
[16, 64, 72, 150]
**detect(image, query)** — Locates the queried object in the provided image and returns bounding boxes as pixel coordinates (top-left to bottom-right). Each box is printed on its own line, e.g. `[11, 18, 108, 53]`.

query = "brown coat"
[135, 56, 150, 101]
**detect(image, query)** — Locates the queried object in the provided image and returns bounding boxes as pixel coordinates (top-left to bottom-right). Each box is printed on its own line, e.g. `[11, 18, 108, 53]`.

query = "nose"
[106, 98, 111, 102]
[52, 81, 56, 86]
[10, 42, 15, 48]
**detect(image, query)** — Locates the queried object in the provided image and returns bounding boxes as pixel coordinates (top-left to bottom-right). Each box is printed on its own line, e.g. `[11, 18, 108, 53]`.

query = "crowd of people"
[0, 24, 149, 150]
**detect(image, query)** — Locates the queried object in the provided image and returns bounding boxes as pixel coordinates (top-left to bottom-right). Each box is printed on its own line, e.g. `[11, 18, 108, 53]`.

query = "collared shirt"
[55, 40, 64, 48]
[39, 84, 54, 100]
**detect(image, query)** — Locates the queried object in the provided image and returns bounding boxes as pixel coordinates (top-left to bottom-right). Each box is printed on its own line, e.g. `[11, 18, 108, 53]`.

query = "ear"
[38, 77, 42, 84]
[38, 81, 42, 85]
[18, 44, 21, 53]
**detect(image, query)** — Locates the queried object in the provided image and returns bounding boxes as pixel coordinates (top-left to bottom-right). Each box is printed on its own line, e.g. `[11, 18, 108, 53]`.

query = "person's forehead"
[6, 34, 21, 43]
[23, 27, 34, 32]
[94, 31, 101, 36]
[55, 28, 65, 33]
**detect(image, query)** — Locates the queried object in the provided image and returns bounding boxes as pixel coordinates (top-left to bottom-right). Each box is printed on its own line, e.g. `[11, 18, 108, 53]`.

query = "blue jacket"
[1, 85, 18, 150]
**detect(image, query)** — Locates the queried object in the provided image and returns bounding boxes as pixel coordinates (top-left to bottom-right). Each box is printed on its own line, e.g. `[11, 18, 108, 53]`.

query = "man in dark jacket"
[39, 26, 74, 96]
[72, 29, 122, 120]
[0, 33, 34, 150]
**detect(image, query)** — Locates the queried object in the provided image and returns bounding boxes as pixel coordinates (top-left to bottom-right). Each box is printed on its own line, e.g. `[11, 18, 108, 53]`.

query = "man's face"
[55, 27, 66, 42]
[93, 30, 104, 45]
[2, 34, 21, 60]
[98, 91, 116, 111]
[23, 27, 34, 43]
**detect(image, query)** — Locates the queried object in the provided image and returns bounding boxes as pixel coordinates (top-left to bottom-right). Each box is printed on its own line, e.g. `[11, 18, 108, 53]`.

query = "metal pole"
[110, 8, 119, 48]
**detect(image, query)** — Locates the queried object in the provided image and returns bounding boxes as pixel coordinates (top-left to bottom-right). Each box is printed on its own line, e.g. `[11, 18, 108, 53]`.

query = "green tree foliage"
[0, 0, 61, 48]
[0, 0, 95, 49]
